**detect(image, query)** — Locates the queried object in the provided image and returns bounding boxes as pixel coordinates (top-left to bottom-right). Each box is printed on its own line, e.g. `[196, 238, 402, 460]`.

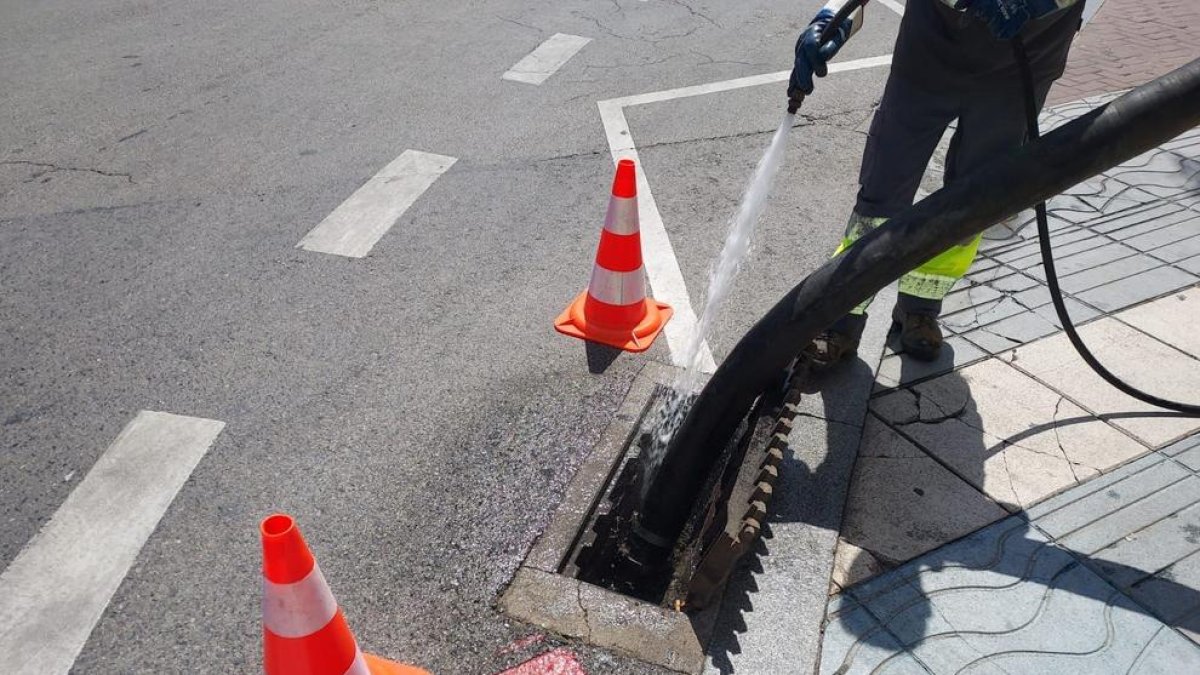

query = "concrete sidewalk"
[820, 93, 1200, 671]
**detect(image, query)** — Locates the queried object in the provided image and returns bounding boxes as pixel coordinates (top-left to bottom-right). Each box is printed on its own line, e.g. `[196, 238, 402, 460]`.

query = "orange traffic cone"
[555, 158, 672, 352]
[261, 514, 429, 675]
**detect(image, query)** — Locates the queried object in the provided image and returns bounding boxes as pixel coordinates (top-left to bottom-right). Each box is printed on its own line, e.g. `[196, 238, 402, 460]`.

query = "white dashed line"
[596, 54, 893, 372]
[0, 411, 225, 675]
[502, 33, 591, 85]
[605, 54, 894, 108]
[298, 150, 457, 258]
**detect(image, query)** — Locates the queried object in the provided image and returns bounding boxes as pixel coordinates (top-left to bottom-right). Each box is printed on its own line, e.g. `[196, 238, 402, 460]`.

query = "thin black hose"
[1012, 37, 1200, 415]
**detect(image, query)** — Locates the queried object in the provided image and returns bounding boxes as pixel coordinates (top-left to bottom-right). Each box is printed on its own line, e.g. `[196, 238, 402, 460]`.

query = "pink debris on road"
[495, 633, 547, 657]
[497, 648, 587, 675]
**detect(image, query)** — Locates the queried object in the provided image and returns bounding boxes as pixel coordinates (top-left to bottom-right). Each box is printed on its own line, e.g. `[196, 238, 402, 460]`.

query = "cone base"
[554, 291, 673, 353]
[365, 652, 431, 675]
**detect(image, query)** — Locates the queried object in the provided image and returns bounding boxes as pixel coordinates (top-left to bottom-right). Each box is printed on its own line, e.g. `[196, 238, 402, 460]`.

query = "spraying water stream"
[638, 113, 796, 501]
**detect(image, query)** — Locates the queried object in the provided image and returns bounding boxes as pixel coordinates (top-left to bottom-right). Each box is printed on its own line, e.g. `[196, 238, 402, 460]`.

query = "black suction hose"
[1013, 37, 1200, 415]
[632, 57, 1200, 560]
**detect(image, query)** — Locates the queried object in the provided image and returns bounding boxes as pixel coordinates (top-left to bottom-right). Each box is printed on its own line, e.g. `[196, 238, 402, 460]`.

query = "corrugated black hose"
[1012, 36, 1200, 415]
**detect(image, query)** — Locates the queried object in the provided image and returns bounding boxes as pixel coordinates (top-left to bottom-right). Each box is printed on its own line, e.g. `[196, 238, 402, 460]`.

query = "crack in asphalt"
[575, 584, 593, 640]
[495, 14, 544, 36]
[571, 9, 702, 42]
[663, 0, 723, 28]
[2, 160, 135, 184]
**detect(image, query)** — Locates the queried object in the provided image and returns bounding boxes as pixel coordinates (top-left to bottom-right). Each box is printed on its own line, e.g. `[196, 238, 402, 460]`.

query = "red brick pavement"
[1049, 0, 1200, 105]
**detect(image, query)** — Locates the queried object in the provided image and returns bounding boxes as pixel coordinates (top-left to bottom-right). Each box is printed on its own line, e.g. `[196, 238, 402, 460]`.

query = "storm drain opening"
[500, 361, 803, 673]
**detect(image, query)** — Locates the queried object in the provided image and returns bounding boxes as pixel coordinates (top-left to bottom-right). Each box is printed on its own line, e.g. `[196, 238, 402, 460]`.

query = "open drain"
[567, 367, 801, 606]
[500, 362, 806, 672]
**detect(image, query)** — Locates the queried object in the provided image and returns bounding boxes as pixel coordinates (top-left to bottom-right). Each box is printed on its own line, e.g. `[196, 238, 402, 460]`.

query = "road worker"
[791, 0, 1084, 363]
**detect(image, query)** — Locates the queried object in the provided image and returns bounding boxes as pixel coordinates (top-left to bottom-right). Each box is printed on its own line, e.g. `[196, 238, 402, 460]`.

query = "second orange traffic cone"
[555, 159, 672, 352]
[261, 513, 429, 675]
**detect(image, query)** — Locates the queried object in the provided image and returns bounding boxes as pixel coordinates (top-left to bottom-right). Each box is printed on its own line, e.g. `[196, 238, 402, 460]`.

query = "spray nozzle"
[787, 91, 805, 114]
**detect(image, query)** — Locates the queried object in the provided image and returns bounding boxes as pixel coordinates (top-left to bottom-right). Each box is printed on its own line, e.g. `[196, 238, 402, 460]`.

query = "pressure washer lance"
[787, 0, 869, 114]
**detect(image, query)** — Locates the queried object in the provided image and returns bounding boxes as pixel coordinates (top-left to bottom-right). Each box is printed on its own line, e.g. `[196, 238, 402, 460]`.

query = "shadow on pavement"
[704, 340, 1200, 672]
[836, 361, 1200, 655]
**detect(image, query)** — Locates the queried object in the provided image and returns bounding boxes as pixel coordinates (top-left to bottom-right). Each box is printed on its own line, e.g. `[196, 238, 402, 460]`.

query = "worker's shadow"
[823, 360, 1200, 661]
[707, 345, 1200, 673]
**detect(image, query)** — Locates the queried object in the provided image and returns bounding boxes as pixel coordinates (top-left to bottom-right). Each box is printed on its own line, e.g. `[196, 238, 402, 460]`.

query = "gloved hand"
[955, 0, 1064, 39]
[788, 8, 855, 97]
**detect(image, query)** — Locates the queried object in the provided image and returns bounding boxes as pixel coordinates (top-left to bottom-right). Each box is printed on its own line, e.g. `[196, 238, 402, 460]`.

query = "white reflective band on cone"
[588, 266, 646, 306]
[345, 647, 370, 675]
[603, 197, 639, 235]
[262, 564, 339, 638]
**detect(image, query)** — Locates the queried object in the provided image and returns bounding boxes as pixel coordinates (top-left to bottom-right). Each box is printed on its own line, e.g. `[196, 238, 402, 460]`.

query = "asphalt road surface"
[0, 0, 901, 672]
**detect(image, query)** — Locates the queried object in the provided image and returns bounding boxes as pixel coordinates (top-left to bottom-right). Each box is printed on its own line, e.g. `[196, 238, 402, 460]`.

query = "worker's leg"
[807, 73, 956, 366]
[840, 73, 958, 321]
[895, 79, 1055, 317]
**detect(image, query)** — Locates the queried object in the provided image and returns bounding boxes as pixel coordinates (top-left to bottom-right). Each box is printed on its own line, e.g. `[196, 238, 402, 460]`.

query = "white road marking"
[875, 0, 906, 17]
[596, 54, 893, 372]
[298, 150, 457, 258]
[502, 33, 592, 85]
[0, 411, 225, 675]
[606, 54, 893, 108]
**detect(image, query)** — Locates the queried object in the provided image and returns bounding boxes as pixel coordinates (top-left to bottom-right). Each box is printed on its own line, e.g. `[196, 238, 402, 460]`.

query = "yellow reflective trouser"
[833, 212, 982, 315]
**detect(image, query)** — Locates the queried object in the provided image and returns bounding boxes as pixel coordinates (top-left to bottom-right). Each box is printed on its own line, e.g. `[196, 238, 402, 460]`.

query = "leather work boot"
[801, 313, 867, 371]
[891, 305, 943, 362]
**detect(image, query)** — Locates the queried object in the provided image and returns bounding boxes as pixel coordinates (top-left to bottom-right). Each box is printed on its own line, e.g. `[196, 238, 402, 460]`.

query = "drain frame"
[500, 361, 721, 673]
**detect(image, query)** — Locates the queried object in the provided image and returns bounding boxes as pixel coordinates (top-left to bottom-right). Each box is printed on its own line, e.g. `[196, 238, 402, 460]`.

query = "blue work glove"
[788, 8, 855, 97]
[955, 0, 1064, 39]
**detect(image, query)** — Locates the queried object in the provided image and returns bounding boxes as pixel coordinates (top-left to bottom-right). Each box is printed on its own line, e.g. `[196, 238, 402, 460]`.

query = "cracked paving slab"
[838, 416, 1008, 579]
[1003, 316, 1200, 448]
[872, 359, 1146, 511]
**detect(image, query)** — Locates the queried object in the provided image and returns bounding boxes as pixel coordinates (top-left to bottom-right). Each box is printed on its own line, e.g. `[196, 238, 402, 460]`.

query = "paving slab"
[1180, 254, 1200, 275]
[873, 359, 1146, 510]
[1102, 202, 1198, 241]
[1149, 233, 1200, 263]
[821, 516, 1200, 673]
[1088, 201, 1184, 236]
[831, 539, 888, 593]
[1129, 549, 1200, 623]
[1031, 250, 1160, 293]
[1116, 287, 1200, 357]
[1074, 264, 1197, 313]
[1032, 457, 1191, 540]
[1162, 434, 1200, 457]
[1123, 216, 1200, 253]
[838, 416, 1007, 569]
[940, 295, 1029, 333]
[1176, 444, 1200, 473]
[1088, 500, 1200, 590]
[1055, 476, 1200, 555]
[986, 271, 1041, 293]
[960, 298, 1101, 355]
[818, 596, 927, 675]
[1004, 317, 1200, 447]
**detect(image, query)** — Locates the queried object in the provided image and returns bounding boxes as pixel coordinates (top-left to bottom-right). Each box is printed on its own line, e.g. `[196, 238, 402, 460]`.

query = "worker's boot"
[802, 313, 867, 371]
[891, 305, 943, 362]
